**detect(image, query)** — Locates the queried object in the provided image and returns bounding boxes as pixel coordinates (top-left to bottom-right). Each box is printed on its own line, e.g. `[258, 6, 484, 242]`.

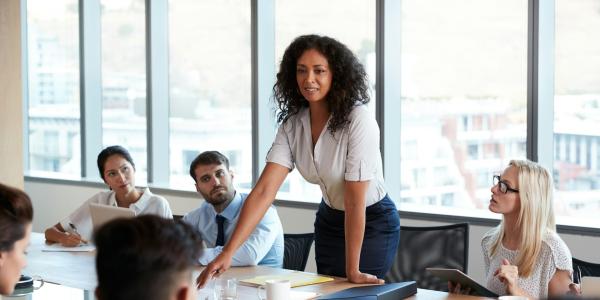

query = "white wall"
[25, 180, 600, 282]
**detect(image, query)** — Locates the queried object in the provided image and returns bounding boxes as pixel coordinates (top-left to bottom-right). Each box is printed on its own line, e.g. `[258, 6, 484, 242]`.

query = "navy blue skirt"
[314, 195, 400, 279]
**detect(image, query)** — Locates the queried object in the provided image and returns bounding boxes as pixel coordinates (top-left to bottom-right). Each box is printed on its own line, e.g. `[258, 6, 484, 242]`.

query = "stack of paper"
[240, 271, 333, 288]
[41, 243, 96, 252]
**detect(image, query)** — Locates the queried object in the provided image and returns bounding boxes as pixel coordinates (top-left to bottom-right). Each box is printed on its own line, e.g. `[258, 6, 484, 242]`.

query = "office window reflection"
[169, 0, 252, 190]
[27, 0, 81, 176]
[554, 0, 600, 224]
[101, 0, 148, 183]
[399, 0, 528, 210]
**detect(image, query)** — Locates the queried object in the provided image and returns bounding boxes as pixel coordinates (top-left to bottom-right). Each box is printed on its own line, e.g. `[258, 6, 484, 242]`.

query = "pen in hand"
[68, 223, 88, 244]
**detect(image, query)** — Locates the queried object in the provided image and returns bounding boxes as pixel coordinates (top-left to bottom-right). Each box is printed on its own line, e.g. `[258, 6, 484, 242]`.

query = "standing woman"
[44, 145, 173, 246]
[199, 35, 399, 285]
[0, 183, 34, 296]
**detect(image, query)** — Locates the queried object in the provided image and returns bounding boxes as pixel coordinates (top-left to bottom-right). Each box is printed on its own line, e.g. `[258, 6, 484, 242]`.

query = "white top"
[183, 192, 284, 267]
[60, 187, 173, 240]
[482, 228, 573, 298]
[266, 105, 386, 210]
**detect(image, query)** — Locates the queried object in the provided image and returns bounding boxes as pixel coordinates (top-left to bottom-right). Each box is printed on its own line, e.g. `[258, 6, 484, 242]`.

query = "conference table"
[18, 233, 494, 300]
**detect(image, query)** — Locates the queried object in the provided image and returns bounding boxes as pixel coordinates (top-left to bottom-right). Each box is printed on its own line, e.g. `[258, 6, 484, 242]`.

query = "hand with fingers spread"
[347, 270, 384, 284]
[494, 258, 523, 296]
[196, 252, 233, 289]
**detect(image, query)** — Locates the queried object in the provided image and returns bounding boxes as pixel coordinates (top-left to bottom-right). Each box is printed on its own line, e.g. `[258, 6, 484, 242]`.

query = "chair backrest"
[573, 257, 600, 283]
[283, 233, 314, 271]
[385, 223, 469, 292]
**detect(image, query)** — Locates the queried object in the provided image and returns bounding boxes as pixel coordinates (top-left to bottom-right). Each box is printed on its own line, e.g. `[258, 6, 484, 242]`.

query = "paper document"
[41, 243, 96, 252]
[240, 271, 333, 288]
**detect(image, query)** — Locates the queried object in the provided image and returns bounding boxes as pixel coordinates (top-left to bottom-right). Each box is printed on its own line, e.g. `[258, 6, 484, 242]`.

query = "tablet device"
[89, 203, 136, 229]
[426, 268, 498, 297]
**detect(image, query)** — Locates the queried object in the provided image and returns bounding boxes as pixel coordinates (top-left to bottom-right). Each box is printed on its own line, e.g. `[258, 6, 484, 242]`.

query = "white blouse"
[266, 105, 386, 210]
[482, 229, 573, 299]
[59, 187, 173, 240]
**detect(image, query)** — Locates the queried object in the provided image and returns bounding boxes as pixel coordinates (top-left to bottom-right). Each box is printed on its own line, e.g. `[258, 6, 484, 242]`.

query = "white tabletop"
[21, 233, 489, 300]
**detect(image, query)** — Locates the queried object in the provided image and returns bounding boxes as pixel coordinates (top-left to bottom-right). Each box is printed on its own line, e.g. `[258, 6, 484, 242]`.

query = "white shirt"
[266, 105, 386, 210]
[60, 187, 173, 240]
[482, 229, 573, 298]
[182, 192, 284, 268]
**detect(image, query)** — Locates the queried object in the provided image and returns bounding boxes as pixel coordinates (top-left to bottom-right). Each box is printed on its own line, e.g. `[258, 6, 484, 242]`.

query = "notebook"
[317, 281, 417, 300]
[426, 268, 498, 297]
[240, 271, 334, 288]
[89, 203, 136, 229]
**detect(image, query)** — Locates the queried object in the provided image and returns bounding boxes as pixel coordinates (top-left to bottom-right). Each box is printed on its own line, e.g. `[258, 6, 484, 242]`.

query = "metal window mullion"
[79, 0, 102, 178]
[145, 0, 169, 185]
[376, 0, 402, 200]
[251, 0, 276, 185]
[22, 0, 30, 172]
[527, 0, 554, 170]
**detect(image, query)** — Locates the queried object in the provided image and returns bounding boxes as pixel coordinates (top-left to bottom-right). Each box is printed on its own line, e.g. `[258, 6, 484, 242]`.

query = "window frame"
[23, 0, 600, 233]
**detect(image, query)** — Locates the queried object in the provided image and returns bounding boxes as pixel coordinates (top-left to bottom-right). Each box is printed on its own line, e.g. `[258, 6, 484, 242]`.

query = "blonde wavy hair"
[489, 159, 556, 277]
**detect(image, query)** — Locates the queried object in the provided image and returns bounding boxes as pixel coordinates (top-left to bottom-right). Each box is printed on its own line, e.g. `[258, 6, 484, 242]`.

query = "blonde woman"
[473, 160, 573, 298]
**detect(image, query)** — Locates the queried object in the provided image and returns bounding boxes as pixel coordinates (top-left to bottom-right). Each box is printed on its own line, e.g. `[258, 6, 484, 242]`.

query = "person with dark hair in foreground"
[197, 35, 400, 287]
[94, 215, 203, 300]
[45, 145, 172, 246]
[0, 183, 34, 296]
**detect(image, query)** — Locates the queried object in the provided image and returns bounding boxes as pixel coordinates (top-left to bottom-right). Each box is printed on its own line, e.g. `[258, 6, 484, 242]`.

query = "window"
[275, 0, 376, 202]
[22, 0, 600, 230]
[101, 0, 148, 182]
[399, 0, 528, 210]
[168, 0, 252, 190]
[27, 0, 81, 176]
[554, 0, 600, 222]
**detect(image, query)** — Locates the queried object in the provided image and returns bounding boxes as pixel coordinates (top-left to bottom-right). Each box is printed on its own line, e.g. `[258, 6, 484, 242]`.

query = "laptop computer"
[89, 203, 136, 229]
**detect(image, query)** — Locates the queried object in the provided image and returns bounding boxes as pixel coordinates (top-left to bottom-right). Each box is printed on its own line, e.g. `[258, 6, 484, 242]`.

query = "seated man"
[184, 151, 284, 267]
[94, 215, 202, 300]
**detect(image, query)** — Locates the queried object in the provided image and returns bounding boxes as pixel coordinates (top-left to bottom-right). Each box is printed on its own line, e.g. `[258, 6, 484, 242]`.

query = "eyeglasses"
[493, 175, 519, 194]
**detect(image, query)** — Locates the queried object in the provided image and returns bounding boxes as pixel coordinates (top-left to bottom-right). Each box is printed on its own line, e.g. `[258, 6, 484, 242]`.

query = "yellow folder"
[240, 271, 334, 288]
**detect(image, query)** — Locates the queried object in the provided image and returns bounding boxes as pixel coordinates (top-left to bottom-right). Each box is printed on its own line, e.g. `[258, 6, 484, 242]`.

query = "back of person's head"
[94, 215, 203, 300]
[189, 151, 230, 182]
[0, 183, 34, 252]
[97, 145, 136, 181]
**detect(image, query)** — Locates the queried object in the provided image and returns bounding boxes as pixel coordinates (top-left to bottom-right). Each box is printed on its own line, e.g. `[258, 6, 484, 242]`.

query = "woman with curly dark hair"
[197, 35, 400, 286]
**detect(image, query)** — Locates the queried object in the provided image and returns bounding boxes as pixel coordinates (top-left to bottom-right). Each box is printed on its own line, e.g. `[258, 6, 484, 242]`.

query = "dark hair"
[189, 151, 230, 182]
[94, 215, 203, 300]
[273, 34, 370, 134]
[0, 183, 34, 252]
[97, 145, 136, 181]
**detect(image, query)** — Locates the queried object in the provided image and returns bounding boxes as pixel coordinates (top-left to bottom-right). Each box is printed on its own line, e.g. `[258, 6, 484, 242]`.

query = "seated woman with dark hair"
[0, 183, 34, 296]
[44, 145, 173, 246]
[94, 215, 203, 300]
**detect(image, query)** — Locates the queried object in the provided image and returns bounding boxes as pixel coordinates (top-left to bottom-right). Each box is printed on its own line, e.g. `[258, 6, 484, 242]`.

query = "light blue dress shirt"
[183, 192, 284, 268]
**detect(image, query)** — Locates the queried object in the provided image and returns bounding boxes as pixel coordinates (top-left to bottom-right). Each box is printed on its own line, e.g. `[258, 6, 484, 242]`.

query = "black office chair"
[385, 223, 469, 292]
[572, 257, 600, 284]
[283, 233, 314, 271]
[173, 214, 184, 221]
